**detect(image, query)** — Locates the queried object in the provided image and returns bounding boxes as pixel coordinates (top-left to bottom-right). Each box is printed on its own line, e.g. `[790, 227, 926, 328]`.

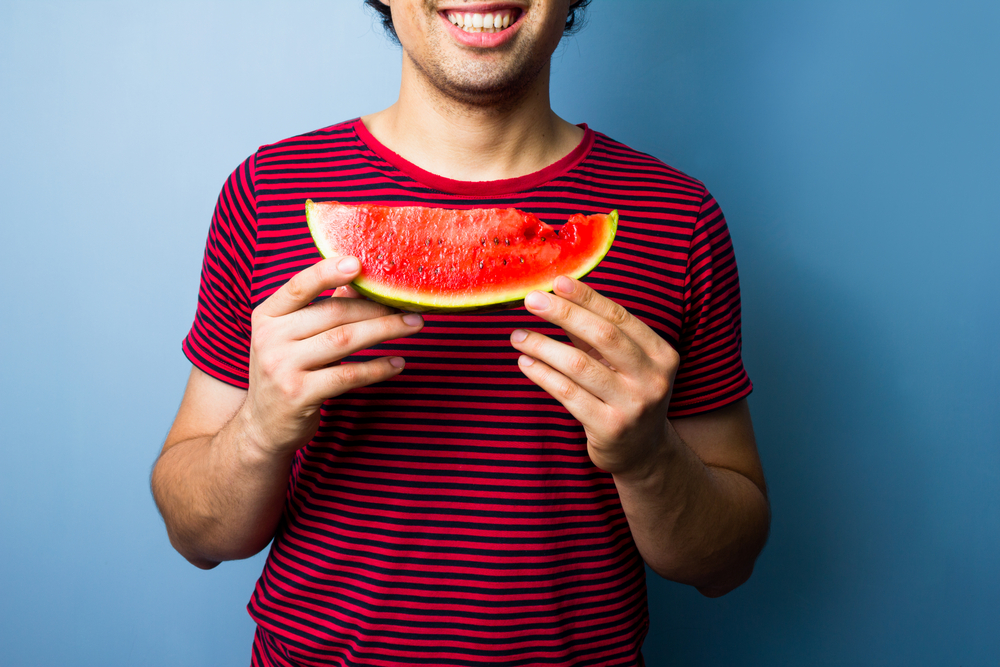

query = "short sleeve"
[667, 191, 753, 417]
[181, 155, 257, 389]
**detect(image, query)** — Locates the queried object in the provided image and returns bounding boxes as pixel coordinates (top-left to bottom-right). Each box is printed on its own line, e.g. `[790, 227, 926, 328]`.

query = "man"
[152, 1, 770, 664]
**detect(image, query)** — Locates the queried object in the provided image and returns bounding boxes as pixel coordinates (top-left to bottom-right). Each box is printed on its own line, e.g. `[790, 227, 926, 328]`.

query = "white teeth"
[448, 9, 516, 33]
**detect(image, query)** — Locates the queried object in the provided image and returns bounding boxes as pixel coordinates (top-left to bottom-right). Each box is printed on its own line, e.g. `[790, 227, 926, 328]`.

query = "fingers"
[514, 353, 604, 424]
[522, 285, 643, 372]
[524, 276, 675, 368]
[249, 256, 424, 374]
[334, 284, 362, 299]
[305, 355, 407, 398]
[296, 312, 424, 369]
[257, 256, 362, 318]
[514, 279, 682, 472]
[241, 258, 422, 457]
[289, 293, 398, 340]
[565, 331, 613, 367]
[511, 327, 619, 401]
[514, 277, 679, 420]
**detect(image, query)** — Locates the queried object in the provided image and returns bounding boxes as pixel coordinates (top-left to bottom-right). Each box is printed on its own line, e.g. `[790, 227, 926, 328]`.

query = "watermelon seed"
[438, 238, 443, 245]
[494, 236, 499, 245]
[502, 259, 507, 266]
[505, 238, 510, 246]
[435, 268, 440, 274]
[480, 237, 486, 246]
[479, 261, 484, 269]
[520, 257, 524, 263]
[418, 265, 423, 272]
[426, 238, 432, 246]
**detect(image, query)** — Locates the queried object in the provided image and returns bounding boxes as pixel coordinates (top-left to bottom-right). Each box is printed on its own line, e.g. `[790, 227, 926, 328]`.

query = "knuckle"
[607, 303, 630, 328]
[543, 295, 568, 320]
[326, 324, 353, 351]
[250, 328, 280, 364]
[568, 350, 591, 376]
[336, 362, 362, 388]
[594, 321, 622, 348]
[253, 317, 275, 341]
[284, 275, 307, 301]
[655, 341, 681, 371]
[260, 354, 288, 383]
[557, 378, 579, 402]
[256, 352, 277, 376]
[556, 298, 575, 321]
[575, 280, 592, 298]
[250, 332, 273, 363]
[280, 375, 306, 403]
[650, 374, 670, 399]
[250, 306, 270, 331]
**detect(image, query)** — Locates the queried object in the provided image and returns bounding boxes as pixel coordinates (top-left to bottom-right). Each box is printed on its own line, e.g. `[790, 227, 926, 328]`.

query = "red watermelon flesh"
[305, 200, 618, 312]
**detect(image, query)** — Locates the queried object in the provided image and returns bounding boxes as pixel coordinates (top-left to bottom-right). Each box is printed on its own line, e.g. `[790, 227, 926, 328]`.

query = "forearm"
[151, 410, 295, 569]
[613, 422, 770, 597]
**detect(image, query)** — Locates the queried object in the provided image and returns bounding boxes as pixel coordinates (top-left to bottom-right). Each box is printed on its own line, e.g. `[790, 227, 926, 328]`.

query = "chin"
[424, 57, 548, 109]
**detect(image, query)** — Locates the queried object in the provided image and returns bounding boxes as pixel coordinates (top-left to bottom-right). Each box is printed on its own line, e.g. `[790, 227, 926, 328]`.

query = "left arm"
[511, 276, 769, 597]
[614, 398, 768, 597]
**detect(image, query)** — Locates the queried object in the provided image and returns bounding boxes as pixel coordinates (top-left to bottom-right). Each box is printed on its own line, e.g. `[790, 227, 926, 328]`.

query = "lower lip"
[439, 12, 523, 48]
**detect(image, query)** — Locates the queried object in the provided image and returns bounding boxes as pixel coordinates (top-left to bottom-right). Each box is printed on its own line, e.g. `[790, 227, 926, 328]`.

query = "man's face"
[383, 0, 575, 108]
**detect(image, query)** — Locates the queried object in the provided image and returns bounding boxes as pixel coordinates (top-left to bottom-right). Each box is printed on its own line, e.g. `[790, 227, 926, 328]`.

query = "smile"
[445, 9, 520, 33]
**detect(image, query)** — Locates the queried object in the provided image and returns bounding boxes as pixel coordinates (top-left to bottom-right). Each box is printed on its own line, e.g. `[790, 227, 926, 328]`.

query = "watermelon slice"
[305, 201, 618, 312]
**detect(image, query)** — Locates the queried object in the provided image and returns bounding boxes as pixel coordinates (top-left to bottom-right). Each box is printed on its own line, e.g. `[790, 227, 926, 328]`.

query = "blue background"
[1, 1, 997, 665]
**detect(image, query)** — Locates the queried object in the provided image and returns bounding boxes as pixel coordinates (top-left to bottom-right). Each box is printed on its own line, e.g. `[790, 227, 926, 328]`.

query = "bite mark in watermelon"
[305, 200, 618, 312]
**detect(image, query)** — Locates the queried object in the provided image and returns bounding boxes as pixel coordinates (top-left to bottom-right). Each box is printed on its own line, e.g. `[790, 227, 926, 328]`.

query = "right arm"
[151, 256, 424, 568]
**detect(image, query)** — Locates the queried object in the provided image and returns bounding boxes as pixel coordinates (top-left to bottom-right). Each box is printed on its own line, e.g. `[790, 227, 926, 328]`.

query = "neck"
[363, 58, 584, 182]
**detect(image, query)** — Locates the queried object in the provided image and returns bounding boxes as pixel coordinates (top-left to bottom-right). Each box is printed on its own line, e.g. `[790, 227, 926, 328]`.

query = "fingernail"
[518, 355, 535, 367]
[389, 357, 405, 369]
[338, 257, 360, 272]
[525, 291, 549, 310]
[402, 313, 423, 326]
[555, 275, 574, 294]
[511, 329, 528, 343]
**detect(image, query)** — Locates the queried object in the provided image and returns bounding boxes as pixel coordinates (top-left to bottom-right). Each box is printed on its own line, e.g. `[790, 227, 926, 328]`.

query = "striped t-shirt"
[184, 119, 752, 666]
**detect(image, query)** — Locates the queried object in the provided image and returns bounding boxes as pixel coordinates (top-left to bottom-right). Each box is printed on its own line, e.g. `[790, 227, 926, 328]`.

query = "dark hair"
[363, 1, 593, 44]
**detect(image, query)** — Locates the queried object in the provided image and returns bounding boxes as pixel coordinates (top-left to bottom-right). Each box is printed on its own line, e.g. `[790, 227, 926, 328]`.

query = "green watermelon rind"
[306, 201, 618, 313]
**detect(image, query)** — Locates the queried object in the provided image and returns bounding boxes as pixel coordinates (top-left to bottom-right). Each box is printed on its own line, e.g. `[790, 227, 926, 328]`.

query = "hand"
[510, 276, 680, 477]
[241, 255, 424, 458]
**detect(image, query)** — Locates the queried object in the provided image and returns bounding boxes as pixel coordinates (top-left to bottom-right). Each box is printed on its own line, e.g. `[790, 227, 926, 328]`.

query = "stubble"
[401, 4, 560, 114]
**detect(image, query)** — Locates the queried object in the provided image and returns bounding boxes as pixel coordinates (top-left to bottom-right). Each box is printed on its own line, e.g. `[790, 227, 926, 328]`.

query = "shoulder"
[586, 130, 709, 199]
[576, 130, 715, 237]
[253, 118, 365, 162]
